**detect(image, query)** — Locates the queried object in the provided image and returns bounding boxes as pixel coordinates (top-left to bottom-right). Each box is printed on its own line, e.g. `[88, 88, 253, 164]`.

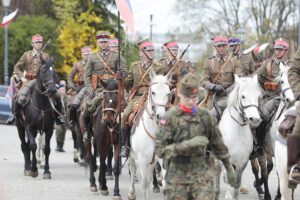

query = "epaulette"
[208, 56, 215, 59]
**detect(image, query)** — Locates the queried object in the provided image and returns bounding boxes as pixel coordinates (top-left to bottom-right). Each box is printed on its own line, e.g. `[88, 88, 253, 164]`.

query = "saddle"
[278, 109, 297, 138]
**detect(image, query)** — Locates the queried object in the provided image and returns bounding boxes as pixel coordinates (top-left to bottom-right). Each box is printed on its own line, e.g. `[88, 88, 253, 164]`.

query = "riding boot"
[121, 128, 130, 158]
[68, 105, 77, 129]
[53, 95, 65, 125]
[83, 114, 92, 142]
[55, 142, 65, 152]
[6, 101, 22, 125]
[287, 134, 300, 184]
[254, 121, 266, 156]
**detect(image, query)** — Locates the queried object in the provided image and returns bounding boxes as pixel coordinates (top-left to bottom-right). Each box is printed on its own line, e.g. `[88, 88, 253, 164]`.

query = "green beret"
[179, 73, 199, 97]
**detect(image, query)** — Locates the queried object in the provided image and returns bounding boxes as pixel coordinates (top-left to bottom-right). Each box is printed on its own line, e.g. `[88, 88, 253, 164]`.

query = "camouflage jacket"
[67, 60, 87, 89]
[256, 56, 291, 97]
[158, 58, 195, 88]
[288, 49, 300, 100]
[14, 50, 49, 81]
[84, 50, 126, 92]
[125, 60, 164, 95]
[155, 106, 229, 184]
[202, 54, 244, 89]
[233, 53, 256, 76]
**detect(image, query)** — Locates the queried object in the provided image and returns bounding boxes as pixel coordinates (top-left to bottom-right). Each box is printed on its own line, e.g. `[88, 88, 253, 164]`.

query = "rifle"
[169, 44, 190, 75]
[198, 52, 233, 108]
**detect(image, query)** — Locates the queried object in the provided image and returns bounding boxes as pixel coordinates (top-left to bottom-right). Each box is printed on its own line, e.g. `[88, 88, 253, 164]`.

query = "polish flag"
[1, 9, 18, 27]
[115, 0, 134, 34]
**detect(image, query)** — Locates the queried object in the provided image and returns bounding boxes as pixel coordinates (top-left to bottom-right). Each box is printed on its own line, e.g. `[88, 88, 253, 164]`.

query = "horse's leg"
[139, 156, 154, 200]
[17, 124, 31, 176]
[112, 142, 121, 198]
[84, 140, 97, 192]
[75, 124, 85, 166]
[43, 129, 53, 179]
[152, 168, 160, 193]
[234, 163, 248, 200]
[251, 158, 264, 198]
[98, 148, 109, 196]
[257, 154, 271, 200]
[25, 127, 38, 178]
[71, 128, 79, 163]
[215, 160, 222, 200]
[128, 156, 137, 200]
[36, 134, 41, 164]
[106, 145, 113, 180]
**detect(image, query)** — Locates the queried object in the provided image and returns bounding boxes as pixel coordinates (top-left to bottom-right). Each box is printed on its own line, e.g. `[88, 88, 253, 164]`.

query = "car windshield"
[0, 85, 8, 97]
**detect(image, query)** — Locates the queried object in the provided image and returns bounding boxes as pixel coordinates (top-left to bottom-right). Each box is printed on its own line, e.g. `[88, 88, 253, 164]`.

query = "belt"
[25, 74, 36, 80]
[93, 73, 115, 80]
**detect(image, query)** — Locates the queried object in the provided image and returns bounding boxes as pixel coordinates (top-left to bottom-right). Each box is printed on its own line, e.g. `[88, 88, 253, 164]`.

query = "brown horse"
[84, 79, 121, 199]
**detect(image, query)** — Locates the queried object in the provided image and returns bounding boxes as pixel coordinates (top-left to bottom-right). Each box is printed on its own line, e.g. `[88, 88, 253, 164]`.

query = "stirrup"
[121, 146, 130, 158]
[289, 164, 300, 185]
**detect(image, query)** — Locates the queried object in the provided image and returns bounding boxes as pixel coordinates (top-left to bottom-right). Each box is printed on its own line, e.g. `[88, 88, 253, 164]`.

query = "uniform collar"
[32, 49, 40, 58]
[216, 53, 228, 62]
[99, 49, 109, 56]
[178, 103, 197, 114]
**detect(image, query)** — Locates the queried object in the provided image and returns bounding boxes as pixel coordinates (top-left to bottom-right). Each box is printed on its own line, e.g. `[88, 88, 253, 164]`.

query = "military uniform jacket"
[256, 56, 291, 97]
[288, 49, 300, 100]
[67, 60, 86, 88]
[84, 50, 125, 92]
[202, 54, 244, 89]
[234, 53, 256, 76]
[14, 50, 49, 80]
[155, 107, 229, 184]
[125, 61, 164, 95]
[159, 58, 195, 87]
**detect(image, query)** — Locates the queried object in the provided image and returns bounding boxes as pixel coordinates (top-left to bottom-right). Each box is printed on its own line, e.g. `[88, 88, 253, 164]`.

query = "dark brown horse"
[15, 59, 57, 179]
[84, 79, 121, 199]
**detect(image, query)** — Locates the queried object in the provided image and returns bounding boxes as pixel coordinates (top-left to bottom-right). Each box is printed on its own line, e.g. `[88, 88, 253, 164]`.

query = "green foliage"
[0, 15, 60, 82]
[122, 42, 139, 69]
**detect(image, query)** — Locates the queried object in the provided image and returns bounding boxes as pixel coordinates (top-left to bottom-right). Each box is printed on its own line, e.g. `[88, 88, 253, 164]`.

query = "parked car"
[0, 85, 12, 123]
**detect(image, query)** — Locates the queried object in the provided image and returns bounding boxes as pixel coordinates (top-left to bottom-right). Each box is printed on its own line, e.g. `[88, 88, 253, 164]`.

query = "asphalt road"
[0, 124, 299, 200]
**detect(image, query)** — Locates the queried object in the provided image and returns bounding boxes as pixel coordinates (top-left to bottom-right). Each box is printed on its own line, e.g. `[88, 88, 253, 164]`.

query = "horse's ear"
[165, 70, 172, 83]
[279, 62, 285, 72]
[252, 74, 258, 83]
[150, 69, 156, 80]
[234, 74, 241, 85]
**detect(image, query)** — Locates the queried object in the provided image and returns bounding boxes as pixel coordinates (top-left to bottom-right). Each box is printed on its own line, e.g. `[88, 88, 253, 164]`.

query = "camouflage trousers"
[164, 181, 214, 200]
[17, 80, 36, 105]
[82, 88, 103, 117]
[54, 123, 67, 144]
[121, 95, 145, 129]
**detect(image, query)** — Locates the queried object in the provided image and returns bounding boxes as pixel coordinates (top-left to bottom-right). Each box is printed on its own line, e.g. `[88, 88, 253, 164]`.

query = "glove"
[175, 136, 209, 154]
[164, 144, 176, 160]
[222, 159, 238, 188]
[204, 82, 216, 91]
[214, 84, 225, 92]
[21, 77, 27, 83]
[116, 70, 127, 80]
[87, 88, 94, 97]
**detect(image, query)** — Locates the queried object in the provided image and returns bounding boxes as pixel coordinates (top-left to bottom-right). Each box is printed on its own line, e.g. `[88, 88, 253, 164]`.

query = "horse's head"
[101, 79, 119, 125]
[278, 63, 294, 105]
[36, 58, 56, 96]
[147, 70, 172, 122]
[229, 75, 263, 127]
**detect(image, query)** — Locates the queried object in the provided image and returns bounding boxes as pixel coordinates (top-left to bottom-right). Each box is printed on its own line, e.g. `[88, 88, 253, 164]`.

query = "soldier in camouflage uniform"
[286, 49, 300, 184]
[68, 46, 91, 128]
[6, 34, 64, 125]
[55, 80, 68, 152]
[82, 31, 126, 141]
[155, 73, 237, 200]
[201, 35, 244, 121]
[228, 37, 256, 76]
[255, 38, 291, 154]
[159, 41, 194, 89]
[120, 39, 164, 157]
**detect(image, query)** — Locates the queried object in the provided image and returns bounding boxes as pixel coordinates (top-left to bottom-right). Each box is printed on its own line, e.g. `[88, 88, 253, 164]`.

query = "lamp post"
[2, 0, 10, 86]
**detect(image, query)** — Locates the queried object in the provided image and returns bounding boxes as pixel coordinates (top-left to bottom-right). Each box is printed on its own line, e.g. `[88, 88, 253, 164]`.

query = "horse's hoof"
[128, 192, 136, 200]
[258, 193, 264, 200]
[106, 175, 113, 180]
[239, 186, 249, 194]
[101, 189, 109, 196]
[24, 170, 31, 176]
[133, 175, 138, 184]
[79, 160, 85, 166]
[73, 157, 79, 163]
[30, 170, 39, 178]
[37, 160, 41, 164]
[153, 186, 160, 193]
[39, 164, 44, 169]
[288, 180, 298, 189]
[43, 172, 51, 179]
[112, 195, 122, 200]
[90, 186, 98, 192]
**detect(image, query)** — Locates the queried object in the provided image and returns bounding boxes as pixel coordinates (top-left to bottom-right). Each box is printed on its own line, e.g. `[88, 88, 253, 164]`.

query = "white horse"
[219, 75, 263, 200]
[127, 70, 171, 200]
[270, 63, 295, 200]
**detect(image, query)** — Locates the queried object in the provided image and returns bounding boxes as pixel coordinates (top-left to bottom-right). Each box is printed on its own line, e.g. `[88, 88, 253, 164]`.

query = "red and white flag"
[1, 9, 18, 27]
[115, 0, 134, 34]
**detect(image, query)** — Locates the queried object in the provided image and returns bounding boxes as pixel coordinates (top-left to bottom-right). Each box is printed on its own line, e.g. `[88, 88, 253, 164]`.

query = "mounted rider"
[81, 31, 126, 142]
[120, 39, 164, 158]
[68, 46, 91, 128]
[286, 48, 300, 184]
[255, 38, 291, 155]
[6, 34, 65, 125]
[228, 37, 256, 76]
[201, 35, 244, 121]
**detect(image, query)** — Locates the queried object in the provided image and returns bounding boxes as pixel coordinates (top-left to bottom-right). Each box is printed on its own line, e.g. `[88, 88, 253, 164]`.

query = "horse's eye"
[280, 80, 284, 84]
[152, 92, 155, 95]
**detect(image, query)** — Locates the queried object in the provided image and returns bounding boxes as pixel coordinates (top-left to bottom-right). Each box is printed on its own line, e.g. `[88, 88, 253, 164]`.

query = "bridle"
[35, 64, 55, 96]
